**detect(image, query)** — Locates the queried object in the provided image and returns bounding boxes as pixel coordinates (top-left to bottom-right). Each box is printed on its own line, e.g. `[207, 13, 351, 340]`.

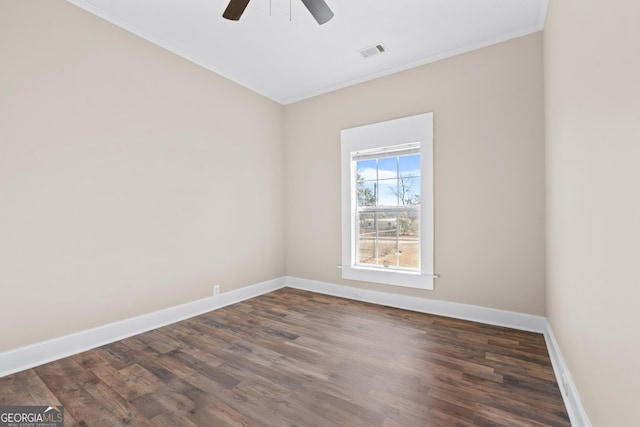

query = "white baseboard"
[285, 276, 547, 333]
[544, 322, 592, 427]
[0, 277, 285, 378]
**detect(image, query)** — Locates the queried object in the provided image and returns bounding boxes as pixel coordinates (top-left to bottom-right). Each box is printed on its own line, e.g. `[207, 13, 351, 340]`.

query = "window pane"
[399, 154, 420, 178]
[377, 157, 397, 180]
[356, 159, 377, 180]
[377, 211, 398, 267]
[398, 241, 420, 268]
[399, 209, 420, 269]
[357, 181, 377, 207]
[378, 240, 398, 268]
[358, 212, 376, 236]
[357, 213, 376, 265]
[398, 176, 421, 206]
[378, 179, 398, 206]
[358, 238, 376, 266]
[398, 210, 420, 238]
[377, 211, 397, 234]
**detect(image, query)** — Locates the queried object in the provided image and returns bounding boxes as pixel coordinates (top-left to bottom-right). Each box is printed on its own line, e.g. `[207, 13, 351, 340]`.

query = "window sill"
[341, 266, 434, 290]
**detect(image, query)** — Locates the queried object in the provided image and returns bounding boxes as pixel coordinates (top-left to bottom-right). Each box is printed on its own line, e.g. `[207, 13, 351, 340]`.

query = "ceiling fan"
[223, 0, 334, 25]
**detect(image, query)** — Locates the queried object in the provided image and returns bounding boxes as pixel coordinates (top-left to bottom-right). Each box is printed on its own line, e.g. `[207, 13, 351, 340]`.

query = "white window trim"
[340, 113, 434, 290]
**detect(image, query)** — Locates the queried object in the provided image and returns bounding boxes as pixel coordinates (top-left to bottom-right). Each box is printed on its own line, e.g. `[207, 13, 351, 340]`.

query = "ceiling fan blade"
[300, 0, 334, 25]
[222, 0, 251, 21]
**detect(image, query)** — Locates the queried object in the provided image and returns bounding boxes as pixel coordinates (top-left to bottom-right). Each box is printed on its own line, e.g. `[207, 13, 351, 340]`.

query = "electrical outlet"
[213, 285, 220, 296]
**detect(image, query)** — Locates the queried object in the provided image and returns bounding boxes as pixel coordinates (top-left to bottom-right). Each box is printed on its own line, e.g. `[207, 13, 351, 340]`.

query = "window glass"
[354, 152, 421, 271]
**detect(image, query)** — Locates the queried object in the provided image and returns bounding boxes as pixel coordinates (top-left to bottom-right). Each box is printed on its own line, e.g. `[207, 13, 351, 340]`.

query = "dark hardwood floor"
[0, 288, 570, 426]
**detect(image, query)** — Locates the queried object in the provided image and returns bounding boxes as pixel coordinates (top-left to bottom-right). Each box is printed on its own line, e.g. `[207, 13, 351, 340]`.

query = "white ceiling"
[67, 0, 548, 105]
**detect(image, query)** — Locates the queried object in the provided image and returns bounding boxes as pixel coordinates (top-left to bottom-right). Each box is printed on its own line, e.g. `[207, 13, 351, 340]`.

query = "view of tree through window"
[355, 150, 421, 270]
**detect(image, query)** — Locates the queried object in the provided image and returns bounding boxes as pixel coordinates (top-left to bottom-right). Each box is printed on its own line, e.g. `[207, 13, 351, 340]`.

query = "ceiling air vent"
[360, 43, 387, 59]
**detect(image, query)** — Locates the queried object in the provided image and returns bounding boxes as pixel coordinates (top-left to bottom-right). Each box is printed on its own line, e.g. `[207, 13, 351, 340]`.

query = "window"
[354, 144, 421, 270]
[341, 113, 434, 289]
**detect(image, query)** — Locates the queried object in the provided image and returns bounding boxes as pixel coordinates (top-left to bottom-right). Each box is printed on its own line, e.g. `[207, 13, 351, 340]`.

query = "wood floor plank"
[0, 288, 570, 426]
[82, 376, 141, 425]
[0, 370, 43, 405]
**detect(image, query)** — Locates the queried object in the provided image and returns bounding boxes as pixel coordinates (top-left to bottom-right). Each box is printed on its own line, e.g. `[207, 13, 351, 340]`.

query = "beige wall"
[544, 1, 640, 425]
[284, 33, 546, 315]
[0, 1, 284, 352]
